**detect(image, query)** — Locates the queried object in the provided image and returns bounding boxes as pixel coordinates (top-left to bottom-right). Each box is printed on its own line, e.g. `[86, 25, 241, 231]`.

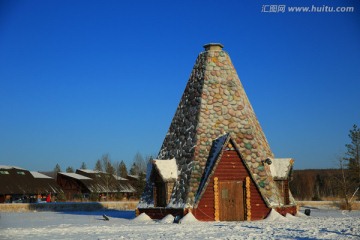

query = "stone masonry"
[140, 43, 284, 208]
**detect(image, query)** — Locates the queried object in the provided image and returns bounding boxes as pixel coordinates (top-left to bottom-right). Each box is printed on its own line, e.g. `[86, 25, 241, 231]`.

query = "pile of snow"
[160, 214, 174, 224]
[296, 211, 308, 217]
[285, 213, 298, 220]
[263, 209, 288, 222]
[179, 212, 199, 224]
[132, 213, 153, 222]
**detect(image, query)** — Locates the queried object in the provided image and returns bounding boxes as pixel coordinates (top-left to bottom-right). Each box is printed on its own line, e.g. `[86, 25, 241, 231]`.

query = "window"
[0, 170, 9, 174]
[16, 171, 25, 175]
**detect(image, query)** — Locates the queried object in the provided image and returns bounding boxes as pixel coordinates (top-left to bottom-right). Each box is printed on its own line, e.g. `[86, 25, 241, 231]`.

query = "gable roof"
[0, 165, 25, 170]
[0, 167, 62, 195]
[195, 134, 271, 207]
[195, 134, 228, 203]
[152, 158, 178, 182]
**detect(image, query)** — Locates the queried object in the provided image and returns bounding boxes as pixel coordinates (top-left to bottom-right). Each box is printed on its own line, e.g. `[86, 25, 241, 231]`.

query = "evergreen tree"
[94, 159, 103, 172]
[344, 124, 360, 199]
[53, 164, 61, 174]
[129, 163, 140, 175]
[80, 162, 87, 169]
[134, 171, 146, 198]
[118, 160, 128, 178]
[66, 166, 74, 173]
[345, 125, 360, 175]
[105, 160, 115, 175]
[98, 153, 115, 174]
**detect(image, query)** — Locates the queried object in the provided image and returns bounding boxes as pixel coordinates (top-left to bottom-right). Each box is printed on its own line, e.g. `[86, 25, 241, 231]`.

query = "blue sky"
[0, 0, 359, 171]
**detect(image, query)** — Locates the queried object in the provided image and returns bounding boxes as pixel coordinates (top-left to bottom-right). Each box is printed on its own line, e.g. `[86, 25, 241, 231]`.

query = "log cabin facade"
[193, 135, 271, 221]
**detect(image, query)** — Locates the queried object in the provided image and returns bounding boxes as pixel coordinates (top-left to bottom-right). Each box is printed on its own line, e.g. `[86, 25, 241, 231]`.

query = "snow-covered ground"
[0, 207, 359, 240]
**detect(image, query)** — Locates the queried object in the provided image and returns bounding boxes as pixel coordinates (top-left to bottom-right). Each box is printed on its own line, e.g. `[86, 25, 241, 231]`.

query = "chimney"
[203, 43, 224, 51]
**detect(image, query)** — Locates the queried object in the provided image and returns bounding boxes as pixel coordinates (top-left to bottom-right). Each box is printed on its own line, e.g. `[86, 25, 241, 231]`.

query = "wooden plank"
[219, 181, 244, 221]
[195, 149, 271, 221]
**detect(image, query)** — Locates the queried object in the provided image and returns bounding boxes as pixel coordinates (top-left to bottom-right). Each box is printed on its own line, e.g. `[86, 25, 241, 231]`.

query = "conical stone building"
[138, 43, 297, 221]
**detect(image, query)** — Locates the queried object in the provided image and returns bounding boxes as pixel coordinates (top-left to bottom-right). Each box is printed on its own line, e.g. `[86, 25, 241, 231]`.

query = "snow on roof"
[77, 169, 101, 174]
[30, 171, 52, 179]
[195, 134, 228, 202]
[153, 158, 178, 181]
[59, 172, 92, 180]
[0, 165, 25, 170]
[113, 175, 128, 181]
[127, 174, 139, 179]
[269, 158, 294, 179]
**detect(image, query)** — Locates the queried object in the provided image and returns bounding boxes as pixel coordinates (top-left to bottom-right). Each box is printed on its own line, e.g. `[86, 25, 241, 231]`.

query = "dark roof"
[0, 166, 62, 195]
[58, 169, 135, 193]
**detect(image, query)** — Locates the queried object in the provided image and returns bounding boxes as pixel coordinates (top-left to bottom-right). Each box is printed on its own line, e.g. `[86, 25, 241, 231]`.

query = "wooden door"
[219, 181, 244, 221]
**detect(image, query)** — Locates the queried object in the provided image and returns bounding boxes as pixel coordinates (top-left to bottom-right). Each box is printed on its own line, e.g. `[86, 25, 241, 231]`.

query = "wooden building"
[138, 43, 297, 221]
[57, 169, 135, 201]
[56, 172, 93, 200]
[0, 165, 62, 203]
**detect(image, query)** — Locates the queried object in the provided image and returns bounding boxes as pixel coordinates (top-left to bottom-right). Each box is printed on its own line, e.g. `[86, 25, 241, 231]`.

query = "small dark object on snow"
[304, 209, 311, 216]
[173, 215, 181, 224]
[103, 214, 109, 221]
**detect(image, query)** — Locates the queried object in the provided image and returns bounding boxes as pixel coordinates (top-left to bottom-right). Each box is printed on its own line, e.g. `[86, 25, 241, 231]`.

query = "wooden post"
[214, 177, 219, 221]
[246, 176, 251, 221]
[153, 186, 157, 207]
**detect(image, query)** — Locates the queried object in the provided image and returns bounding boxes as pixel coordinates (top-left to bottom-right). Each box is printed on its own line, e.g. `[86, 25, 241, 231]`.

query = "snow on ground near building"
[0, 208, 359, 240]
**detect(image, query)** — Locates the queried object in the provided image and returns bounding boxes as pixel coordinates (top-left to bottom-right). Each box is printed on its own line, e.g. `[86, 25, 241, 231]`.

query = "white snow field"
[0, 208, 359, 240]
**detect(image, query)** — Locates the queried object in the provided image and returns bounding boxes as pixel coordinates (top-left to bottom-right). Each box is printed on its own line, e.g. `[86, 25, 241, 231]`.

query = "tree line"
[53, 152, 151, 176]
[290, 124, 360, 209]
[290, 169, 348, 200]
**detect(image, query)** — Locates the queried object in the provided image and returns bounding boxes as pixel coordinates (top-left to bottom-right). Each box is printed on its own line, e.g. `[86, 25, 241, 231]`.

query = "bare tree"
[334, 156, 352, 210]
[131, 152, 146, 175]
[95, 153, 116, 200]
